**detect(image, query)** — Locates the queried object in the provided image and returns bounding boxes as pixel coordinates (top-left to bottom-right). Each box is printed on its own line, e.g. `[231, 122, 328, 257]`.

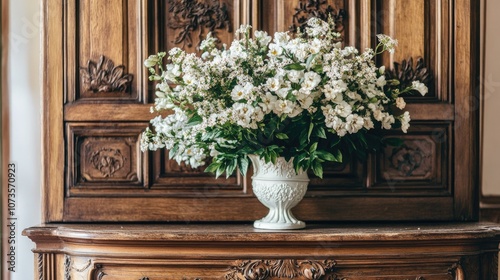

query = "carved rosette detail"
[89, 148, 126, 177]
[80, 55, 133, 93]
[289, 0, 346, 38]
[167, 0, 232, 48]
[388, 143, 431, 176]
[386, 57, 432, 94]
[226, 259, 336, 280]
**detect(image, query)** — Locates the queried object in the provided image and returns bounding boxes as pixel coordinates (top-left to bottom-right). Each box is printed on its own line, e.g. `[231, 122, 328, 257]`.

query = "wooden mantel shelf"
[24, 223, 500, 280]
[24, 222, 500, 244]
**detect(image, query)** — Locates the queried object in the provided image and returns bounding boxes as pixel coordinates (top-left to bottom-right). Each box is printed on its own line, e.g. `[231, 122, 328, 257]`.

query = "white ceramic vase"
[248, 155, 309, 230]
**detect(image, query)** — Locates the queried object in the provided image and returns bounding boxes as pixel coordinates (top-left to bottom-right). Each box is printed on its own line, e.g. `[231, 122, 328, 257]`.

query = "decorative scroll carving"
[167, 0, 232, 48]
[387, 142, 432, 177]
[448, 263, 465, 280]
[139, 277, 150, 280]
[289, 0, 346, 36]
[331, 275, 424, 280]
[386, 57, 432, 92]
[38, 254, 44, 280]
[72, 259, 92, 272]
[64, 255, 71, 280]
[225, 259, 336, 280]
[89, 148, 126, 177]
[80, 55, 133, 93]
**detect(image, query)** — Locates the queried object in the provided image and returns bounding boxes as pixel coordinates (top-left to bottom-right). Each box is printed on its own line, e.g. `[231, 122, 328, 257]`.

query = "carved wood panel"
[162, 0, 244, 53]
[150, 149, 250, 196]
[373, 123, 450, 193]
[257, 0, 348, 38]
[373, 0, 450, 101]
[66, 122, 147, 194]
[42, 0, 481, 222]
[65, 0, 143, 102]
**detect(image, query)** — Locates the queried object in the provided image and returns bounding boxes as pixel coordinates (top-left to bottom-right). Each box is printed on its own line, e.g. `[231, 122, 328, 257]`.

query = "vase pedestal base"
[253, 220, 306, 230]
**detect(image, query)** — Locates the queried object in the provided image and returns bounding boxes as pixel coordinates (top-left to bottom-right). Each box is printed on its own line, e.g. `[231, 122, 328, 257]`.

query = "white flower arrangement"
[141, 17, 427, 178]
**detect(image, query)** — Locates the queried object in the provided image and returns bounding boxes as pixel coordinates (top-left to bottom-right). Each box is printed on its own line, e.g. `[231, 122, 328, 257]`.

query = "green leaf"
[284, 63, 306, 71]
[276, 133, 289, 140]
[238, 157, 250, 176]
[204, 161, 221, 173]
[314, 127, 327, 139]
[316, 150, 335, 161]
[186, 114, 202, 127]
[216, 164, 226, 178]
[333, 149, 343, 162]
[308, 122, 314, 141]
[169, 145, 179, 159]
[226, 159, 238, 178]
[306, 54, 317, 70]
[270, 151, 277, 164]
[299, 130, 308, 146]
[312, 160, 323, 178]
[311, 64, 323, 73]
[309, 142, 318, 153]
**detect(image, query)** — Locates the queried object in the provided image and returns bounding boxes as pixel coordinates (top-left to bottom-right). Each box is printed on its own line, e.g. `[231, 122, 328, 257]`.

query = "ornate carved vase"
[248, 155, 309, 230]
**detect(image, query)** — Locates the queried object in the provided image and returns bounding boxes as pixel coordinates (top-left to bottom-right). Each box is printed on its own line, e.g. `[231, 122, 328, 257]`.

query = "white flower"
[287, 70, 304, 83]
[334, 101, 352, 118]
[259, 92, 277, 113]
[412, 81, 428, 96]
[345, 114, 364, 134]
[323, 84, 343, 102]
[232, 103, 254, 128]
[254, 30, 271, 46]
[268, 43, 283, 57]
[276, 87, 290, 99]
[144, 54, 160, 68]
[273, 99, 294, 116]
[231, 85, 246, 101]
[395, 97, 406, 109]
[266, 77, 282, 92]
[302, 72, 321, 91]
[309, 38, 322, 54]
[376, 75, 386, 87]
[363, 116, 374, 130]
[400, 111, 411, 133]
[376, 34, 398, 53]
[381, 114, 395, 129]
[273, 32, 290, 45]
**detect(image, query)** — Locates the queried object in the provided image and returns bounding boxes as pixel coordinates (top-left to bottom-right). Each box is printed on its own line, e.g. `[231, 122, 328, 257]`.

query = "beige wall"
[482, 0, 500, 196]
[8, 0, 41, 279]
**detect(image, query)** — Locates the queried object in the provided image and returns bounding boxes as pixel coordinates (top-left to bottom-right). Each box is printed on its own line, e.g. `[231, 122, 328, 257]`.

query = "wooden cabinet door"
[42, 0, 481, 222]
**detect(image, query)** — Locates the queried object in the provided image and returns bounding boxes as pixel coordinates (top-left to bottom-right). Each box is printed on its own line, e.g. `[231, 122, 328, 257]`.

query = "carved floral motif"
[289, 0, 346, 37]
[226, 259, 336, 280]
[252, 156, 303, 179]
[387, 142, 431, 177]
[80, 55, 133, 93]
[253, 182, 307, 203]
[167, 0, 232, 48]
[89, 148, 126, 177]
